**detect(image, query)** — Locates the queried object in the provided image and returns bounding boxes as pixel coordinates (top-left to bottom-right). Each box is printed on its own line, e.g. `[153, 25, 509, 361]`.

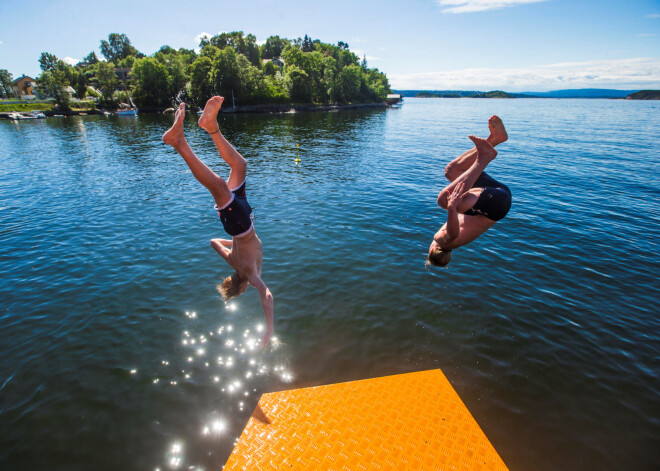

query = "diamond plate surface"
[225, 369, 508, 470]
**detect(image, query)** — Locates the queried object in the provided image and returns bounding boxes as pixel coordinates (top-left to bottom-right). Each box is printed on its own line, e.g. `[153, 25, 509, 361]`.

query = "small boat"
[116, 93, 138, 116]
[117, 106, 138, 116]
[8, 112, 23, 120]
[28, 111, 46, 119]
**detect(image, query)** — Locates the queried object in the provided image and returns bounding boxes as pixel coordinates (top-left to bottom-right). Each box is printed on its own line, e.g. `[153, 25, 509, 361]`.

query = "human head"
[217, 272, 249, 301]
[427, 243, 452, 267]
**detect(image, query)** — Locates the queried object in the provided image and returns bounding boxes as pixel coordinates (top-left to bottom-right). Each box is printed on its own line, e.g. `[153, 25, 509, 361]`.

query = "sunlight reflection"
[153, 311, 293, 470]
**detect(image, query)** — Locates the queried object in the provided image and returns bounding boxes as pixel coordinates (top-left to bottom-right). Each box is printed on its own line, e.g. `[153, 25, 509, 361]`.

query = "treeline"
[1, 32, 391, 111]
[416, 90, 517, 98]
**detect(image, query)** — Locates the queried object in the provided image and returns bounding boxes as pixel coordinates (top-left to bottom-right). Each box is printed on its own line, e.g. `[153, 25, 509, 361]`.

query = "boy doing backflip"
[428, 116, 511, 267]
[163, 97, 273, 348]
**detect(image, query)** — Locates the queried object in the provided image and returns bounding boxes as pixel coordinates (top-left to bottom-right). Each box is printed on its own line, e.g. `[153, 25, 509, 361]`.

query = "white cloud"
[62, 57, 80, 66]
[645, 13, 660, 19]
[195, 32, 213, 45]
[637, 33, 656, 37]
[0, 40, 3, 45]
[389, 57, 660, 91]
[436, 0, 548, 14]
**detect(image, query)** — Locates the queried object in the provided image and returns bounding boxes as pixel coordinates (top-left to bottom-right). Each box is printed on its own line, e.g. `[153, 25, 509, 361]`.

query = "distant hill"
[518, 89, 638, 98]
[625, 90, 660, 100]
[394, 88, 640, 99]
[397, 90, 532, 98]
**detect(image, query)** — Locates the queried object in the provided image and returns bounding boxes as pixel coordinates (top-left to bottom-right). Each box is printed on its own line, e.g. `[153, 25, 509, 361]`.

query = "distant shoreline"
[396, 88, 660, 100]
[0, 102, 389, 119]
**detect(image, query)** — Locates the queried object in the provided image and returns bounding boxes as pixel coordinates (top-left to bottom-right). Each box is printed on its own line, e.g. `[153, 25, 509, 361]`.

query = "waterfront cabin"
[12, 75, 37, 99]
[387, 93, 403, 104]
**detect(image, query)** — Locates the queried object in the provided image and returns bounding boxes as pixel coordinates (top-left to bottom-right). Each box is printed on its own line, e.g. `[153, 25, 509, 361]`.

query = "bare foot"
[487, 115, 508, 146]
[198, 96, 224, 134]
[162, 103, 186, 147]
[469, 135, 497, 162]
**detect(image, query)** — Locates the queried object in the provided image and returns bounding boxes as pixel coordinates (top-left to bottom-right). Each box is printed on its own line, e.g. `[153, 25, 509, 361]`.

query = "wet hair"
[426, 248, 452, 268]
[217, 272, 247, 301]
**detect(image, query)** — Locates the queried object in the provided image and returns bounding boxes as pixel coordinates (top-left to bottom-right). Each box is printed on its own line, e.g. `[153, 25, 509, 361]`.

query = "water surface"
[1, 98, 659, 470]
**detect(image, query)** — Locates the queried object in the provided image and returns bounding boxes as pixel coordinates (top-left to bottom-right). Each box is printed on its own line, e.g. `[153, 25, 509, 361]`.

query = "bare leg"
[444, 115, 507, 181]
[438, 136, 497, 211]
[163, 103, 232, 207]
[198, 96, 247, 190]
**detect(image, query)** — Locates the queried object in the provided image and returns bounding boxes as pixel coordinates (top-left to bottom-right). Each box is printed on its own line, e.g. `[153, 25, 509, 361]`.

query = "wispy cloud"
[0, 40, 3, 45]
[645, 13, 660, 19]
[637, 33, 656, 37]
[62, 57, 80, 66]
[389, 58, 660, 91]
[353, 49, 382, 62]
[436, 0, 548, 14]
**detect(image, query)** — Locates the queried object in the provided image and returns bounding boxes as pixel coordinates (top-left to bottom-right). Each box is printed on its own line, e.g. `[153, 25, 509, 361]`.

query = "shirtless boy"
[163, 97, 274, 347]
[428, 116, 511, 267]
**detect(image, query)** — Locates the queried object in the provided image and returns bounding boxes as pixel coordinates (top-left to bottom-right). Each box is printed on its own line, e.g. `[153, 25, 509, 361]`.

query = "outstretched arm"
[247, 273, 274, 348]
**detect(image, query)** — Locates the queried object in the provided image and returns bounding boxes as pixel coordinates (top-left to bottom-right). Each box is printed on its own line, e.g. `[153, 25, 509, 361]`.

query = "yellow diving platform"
[225, 369, 508, 470]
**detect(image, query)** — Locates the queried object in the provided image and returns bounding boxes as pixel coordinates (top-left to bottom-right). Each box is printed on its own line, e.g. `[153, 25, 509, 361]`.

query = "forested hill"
[396, 88, 645, 99]
[6, 32, 391, 111]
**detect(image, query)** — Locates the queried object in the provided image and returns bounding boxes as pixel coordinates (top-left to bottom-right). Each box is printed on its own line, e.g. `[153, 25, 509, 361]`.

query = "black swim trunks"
[463, 172, 511, 221]
[215, 180, 253, 237]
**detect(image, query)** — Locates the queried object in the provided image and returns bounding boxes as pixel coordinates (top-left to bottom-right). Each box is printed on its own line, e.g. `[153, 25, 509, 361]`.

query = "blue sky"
[1, 0, 658, 91]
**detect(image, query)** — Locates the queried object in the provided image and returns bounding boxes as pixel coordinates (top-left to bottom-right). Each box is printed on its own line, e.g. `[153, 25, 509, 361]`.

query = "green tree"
[95, 61, 118, 108]
[302, 35, 314, 52]
[37, 70, 71, 111]
[261, 35, 288, 59]
[263, 61, 277, 76]
[75, 73, 88, 99]
[79, 51, 99, 68]
[39, 52, 59, 72]
[189, 55, 214, 105]
[285, 66, 311, 102]
[209, 46, 241, 99]
[206, 32, 261, 67]
[100, 33, 139, 62]
[0, 69, 14, 98]
[131, 57, 171, 108]
[336, 64, 361, 103]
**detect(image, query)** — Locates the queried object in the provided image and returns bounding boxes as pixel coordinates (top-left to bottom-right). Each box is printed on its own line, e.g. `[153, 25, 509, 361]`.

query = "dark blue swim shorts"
[463, 172, 512, 221]
[215, 180, 253, 237]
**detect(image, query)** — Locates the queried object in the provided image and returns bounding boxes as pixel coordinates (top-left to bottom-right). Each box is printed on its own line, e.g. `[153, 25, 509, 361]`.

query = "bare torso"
[226, 229, 263, 278]
[436, 213, 496, 250]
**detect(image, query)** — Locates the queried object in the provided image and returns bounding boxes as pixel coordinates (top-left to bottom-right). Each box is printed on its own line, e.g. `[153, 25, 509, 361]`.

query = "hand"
[259, 329, 273, 350]
[447, 182, 466, 209]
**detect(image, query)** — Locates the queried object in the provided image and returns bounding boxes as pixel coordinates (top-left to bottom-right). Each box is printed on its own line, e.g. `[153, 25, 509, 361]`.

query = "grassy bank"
[1, 100, 97, 112]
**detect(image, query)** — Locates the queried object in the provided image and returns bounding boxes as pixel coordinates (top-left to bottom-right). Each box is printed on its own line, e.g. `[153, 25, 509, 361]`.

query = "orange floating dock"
[225, 369, 508, 470]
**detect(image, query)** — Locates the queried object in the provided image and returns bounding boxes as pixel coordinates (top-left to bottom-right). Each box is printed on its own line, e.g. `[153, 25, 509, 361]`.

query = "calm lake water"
[1, 98, 658, 470]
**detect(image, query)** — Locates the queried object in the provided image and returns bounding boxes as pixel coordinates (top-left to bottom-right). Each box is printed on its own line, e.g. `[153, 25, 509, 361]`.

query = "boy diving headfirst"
[163, 97, 274, 348]
[428, 116, 511, 267]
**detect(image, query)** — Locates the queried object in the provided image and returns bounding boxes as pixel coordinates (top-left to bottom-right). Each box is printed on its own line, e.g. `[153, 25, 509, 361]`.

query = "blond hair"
[217, 272, 246, 301]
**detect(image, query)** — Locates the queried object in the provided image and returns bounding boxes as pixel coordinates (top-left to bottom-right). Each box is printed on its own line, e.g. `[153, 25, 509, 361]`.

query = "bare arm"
[210, 239, 231, 262]
[247, 273, 274, 348]
[434, 183, 464, 246]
